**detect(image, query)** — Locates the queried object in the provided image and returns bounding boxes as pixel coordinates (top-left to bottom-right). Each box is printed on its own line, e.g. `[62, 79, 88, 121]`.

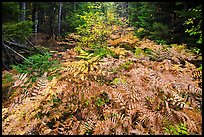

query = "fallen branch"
[4, 40, 32, 51]
[25, 37, 44, 54]
[9, 37, 18, 44]
[3, 43, 33, 64]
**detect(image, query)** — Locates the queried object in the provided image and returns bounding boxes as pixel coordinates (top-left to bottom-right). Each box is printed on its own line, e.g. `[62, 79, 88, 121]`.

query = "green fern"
[163, 123, 189, 135]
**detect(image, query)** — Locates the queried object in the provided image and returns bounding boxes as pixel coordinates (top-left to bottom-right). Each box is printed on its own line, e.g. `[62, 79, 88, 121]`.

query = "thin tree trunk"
[53, 3, 56, 38]
[73, 2, 76, 11]
[126, 2, 129, 26]
[58, 2, 62, 36]
[34, 6, 38, 33]
[49, 2, 56, 38]
[21, 2, 26, 21]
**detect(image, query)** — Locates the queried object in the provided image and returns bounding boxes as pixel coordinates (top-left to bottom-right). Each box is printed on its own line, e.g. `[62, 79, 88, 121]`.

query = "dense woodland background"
[2, 2, 202, 135]
[3, 2, 202, 42]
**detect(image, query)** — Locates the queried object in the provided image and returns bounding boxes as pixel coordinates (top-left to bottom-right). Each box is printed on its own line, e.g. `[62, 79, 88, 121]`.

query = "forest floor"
[2, 27, 202, 135]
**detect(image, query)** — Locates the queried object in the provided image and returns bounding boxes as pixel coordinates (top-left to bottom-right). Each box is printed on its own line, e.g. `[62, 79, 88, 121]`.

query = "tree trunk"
[34, 6, 38, 33]
[73, 2, 76, 11]
[126, 2, 130, 26]
[58, 2, 62, 36]
[21, 2, 26, 21]
[49, 2, 56, 38]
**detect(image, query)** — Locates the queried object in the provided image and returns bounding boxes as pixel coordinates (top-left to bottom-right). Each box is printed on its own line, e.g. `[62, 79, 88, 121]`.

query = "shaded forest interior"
[2, 2, 202, 135]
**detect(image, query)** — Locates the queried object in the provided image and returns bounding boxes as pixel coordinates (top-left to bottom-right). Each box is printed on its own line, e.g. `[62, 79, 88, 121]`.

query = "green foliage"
[75, 45, 117, 60]
[198, 64, 202, 71]
[85, 100, 90, 107]
[3, 21, 33, 42]
[110, 77, 126, 85]
[135, 27, 148, 38]
[2, 73, 14, 85]
[76, 9, 107, 47]
[135, 48, 143, 58]
[65, 3, 89, 32]
[95, 97, 110, 107]
[120, 61, 133, 70]
[49, 95, 63, 108]
[163, 123, 189, 135]
[191, 47, 201, 54]
[135, 47, 155, 58]
[155, 39, 167, 45]
[149, 22, 169, 44]
[95, 97, 105, 107]
[11, 52, 60, 81]
[184, 5, 202, 44]
[129, 2, 202, 46]
[92, 46, 117, 59]
[129, 2, 171, 43]
[129, 2, 155, 29]
[110, 78, 120, 85]
[73, 2, 121, 50]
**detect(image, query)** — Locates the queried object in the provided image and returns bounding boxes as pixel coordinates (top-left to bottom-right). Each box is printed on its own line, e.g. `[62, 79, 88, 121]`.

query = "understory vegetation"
[2, 2, 202, 135]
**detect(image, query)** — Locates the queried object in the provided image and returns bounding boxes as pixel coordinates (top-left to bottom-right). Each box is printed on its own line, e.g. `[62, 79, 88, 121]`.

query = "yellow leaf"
[73, 71, 79, 77]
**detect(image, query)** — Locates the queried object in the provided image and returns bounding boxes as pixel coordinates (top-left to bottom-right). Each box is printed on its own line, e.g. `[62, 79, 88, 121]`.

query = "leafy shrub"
[92, 46, 117, 59]
[11, 52, 60, 81]
[184, 6, 202, 44]
[76, 10, 107, 47]
[2, 21, 33, 42]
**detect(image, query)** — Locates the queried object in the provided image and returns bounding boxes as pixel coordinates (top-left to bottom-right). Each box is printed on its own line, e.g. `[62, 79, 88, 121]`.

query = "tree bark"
[21, 2, 26, 21]
[58, 2, 62, 36]
[34, 6, 38, 33]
